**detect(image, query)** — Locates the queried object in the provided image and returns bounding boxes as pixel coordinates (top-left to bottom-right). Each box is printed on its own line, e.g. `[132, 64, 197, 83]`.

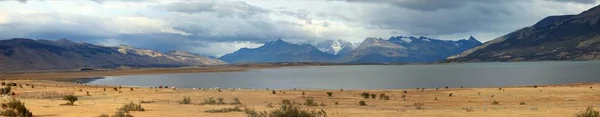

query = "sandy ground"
[0, 79, 597, 117]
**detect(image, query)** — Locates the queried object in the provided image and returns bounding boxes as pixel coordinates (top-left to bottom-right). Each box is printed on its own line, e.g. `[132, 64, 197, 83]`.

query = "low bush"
[414, 102, 425, 110]
[62, 95, 78, 106]
[370, 93, 376, 99]
[244, 100, 327, 117]
[360, 92, 370, 99]
[304, 98, 318, 106]
[326, 92, 333, 97]
[1, 86, 11, 95]
[359, 101, 367, 106]
[519, 101, 526, 105]
[204, 97, 216, 104]
[575, 106, 600, 117]
[205, 106, 243, 113]
[492, 100, 500, 105]
[179, 96, 192, 104]
[232, 97, 242, 105]
[118, 102, 145, 113]
[217, 97, 225, 104]
[0, 99, 33, 117]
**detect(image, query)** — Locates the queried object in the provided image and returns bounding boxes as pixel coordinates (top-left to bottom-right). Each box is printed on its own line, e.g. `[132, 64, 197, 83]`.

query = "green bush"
[576, 107, 600, 117]
[118, 102, 145, 113]
[179, 96, 192, 104]
[62, 95, 78, 106]
[0, 99, 33, 117]
[244, 100, 326, 117]
[359, 101, 367, 106]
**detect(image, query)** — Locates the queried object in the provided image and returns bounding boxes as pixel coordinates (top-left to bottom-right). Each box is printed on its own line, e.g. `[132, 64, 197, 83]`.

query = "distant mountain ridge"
[341, 36, 482, 63]
[219, 39, 337, 63]
[448, 5, 600, 62]
[0, 38, 225, 72]
[222, 36, 481, 63]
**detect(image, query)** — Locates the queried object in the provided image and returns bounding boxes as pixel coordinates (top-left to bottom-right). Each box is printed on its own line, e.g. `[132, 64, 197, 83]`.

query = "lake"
[83, 61, 600, 90]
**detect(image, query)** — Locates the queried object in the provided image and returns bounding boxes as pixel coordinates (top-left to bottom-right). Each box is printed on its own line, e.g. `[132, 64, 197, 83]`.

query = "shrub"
[302, 92, 305, 95]
[244, 101, 327, 117]
[334, 102, 339, 105]
[266, 103, 274, 108]
[139, 100, 155, 104]
[519, 101, 526, 105]
[370, 94, 376, 99]
[1, 86, 11, 95]
[359, 101, 367, 106]
[112, 110, 133, 117]
[118, 102, 145, 113]
[326, 92, 333, 97]
[205, 106, 243, 113]
[217, 97, 225, 104]
[401, 94, 407, 101]
[575, 107, 600, 117]
[492, 100, 499, 105]
[272, 90, 276, 94]
[179, 96, 192, 104]
[360, 92, 370, 99]
[0, 99, 33, 117]
[281, 99, 293, 105]
[449, 93, 453, 97]
[62, 95, 78, 106]
[96, 114, 110, 117]
[463, 107, 474, 112]
[232, 97, 242, 105]
[203, 97, 217, 105]
[304, 98, 318, 106]
[414, 102, 425, 110]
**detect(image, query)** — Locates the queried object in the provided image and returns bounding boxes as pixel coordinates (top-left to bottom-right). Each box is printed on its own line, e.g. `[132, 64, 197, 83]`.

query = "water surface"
[84, 61, 600, 90]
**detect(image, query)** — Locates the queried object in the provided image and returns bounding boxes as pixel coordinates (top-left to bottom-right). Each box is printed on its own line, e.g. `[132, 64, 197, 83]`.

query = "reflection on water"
[84, 61, 600, 90]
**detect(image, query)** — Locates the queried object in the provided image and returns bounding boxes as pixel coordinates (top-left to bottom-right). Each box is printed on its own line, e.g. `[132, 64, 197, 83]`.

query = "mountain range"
[448, 4, 600, 62]
[219, 39, 338, 63]
[220, 36, 482, 63]
[0, 38, 225, 72]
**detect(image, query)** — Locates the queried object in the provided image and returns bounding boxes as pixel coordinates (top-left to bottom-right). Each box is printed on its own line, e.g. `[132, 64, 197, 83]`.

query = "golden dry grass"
[0, 79, 598, 117]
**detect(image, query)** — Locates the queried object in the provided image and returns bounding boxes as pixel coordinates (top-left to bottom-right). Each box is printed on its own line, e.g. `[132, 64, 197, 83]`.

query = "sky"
[0, 0, 598, 57]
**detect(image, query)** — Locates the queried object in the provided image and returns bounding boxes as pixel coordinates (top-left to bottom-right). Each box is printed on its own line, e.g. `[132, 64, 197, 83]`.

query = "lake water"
[83, 61, 600, 90]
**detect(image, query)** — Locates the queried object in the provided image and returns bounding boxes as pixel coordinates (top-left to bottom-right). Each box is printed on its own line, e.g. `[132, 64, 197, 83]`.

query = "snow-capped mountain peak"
[313, 39, 357, 55]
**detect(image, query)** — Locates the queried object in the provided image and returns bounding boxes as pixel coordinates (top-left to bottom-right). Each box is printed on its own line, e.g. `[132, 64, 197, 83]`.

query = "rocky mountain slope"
[0, 38, 224, 72]
[341, 36, 481, 63]
[448, 5, 600, 62]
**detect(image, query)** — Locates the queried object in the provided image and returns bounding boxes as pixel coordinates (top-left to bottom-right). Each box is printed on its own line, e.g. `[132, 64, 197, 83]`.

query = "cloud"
[161, 1, 270, 18]
[0, 0, 598, 57]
